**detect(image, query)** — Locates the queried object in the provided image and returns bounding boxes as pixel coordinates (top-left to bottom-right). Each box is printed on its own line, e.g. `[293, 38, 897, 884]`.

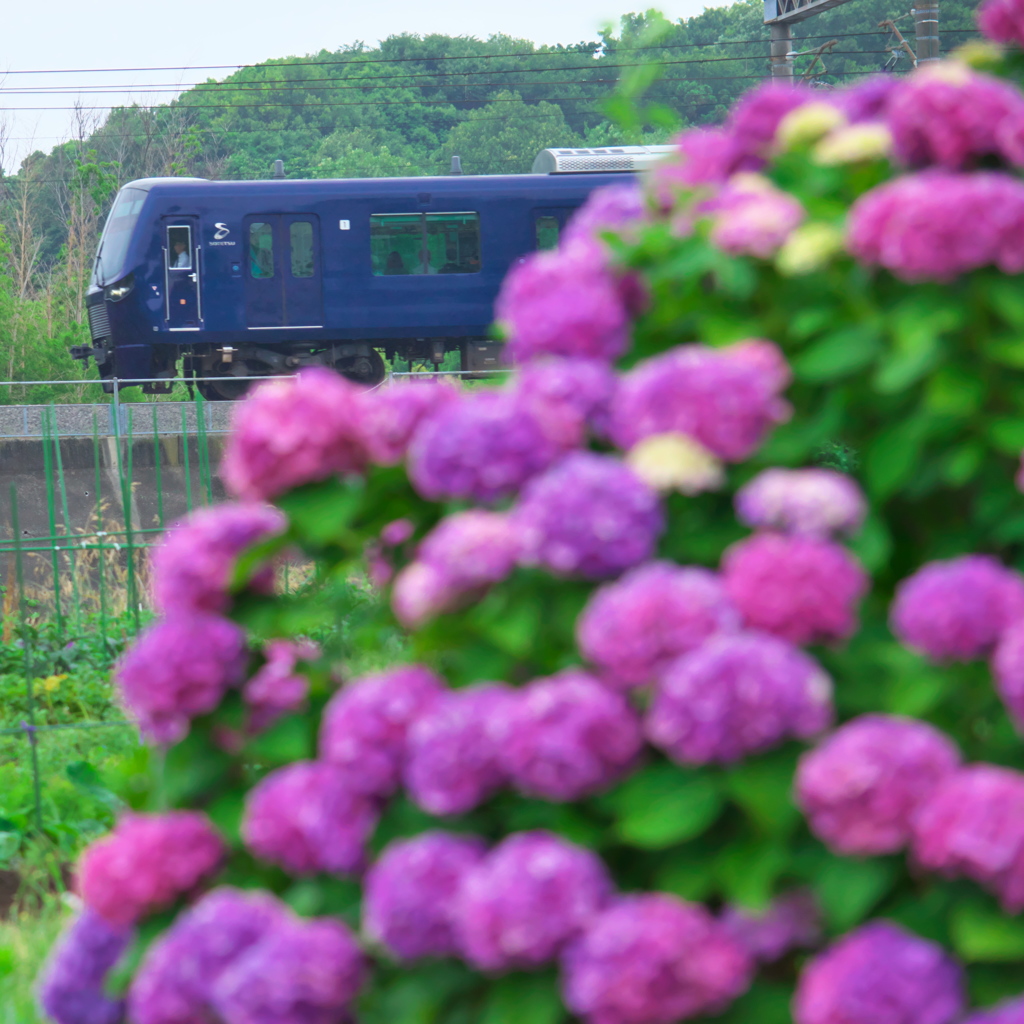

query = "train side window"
[426, 212, 481, 274]
[249, 222, 274, 279]
[370, 214, 424, 275]
[536, 216, 559, 251]
[290, 222, 314, 278]
[167, 225, 192, 270]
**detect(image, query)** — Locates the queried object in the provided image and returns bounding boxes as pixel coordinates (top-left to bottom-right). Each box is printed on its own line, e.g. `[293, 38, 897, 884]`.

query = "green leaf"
[715, 980, 793, 1024]
[725, 747, 800, 835]
[163, 726, 234, 807]
[950, 899, 1024, 962]
[865, 415, 929, 499]
[716, 838, 788, 911]
[656, 851, 718, 902]
[481, 971, 565, 1024]
[0, 830, 20, 866]
[66, 761, 125, 814]
[244, 713, 314, 767]
[276, 477, 366, 547]
[793, 325, 880, 382]
[815, 856, 897, 931]
[987, 417, 1024, 456]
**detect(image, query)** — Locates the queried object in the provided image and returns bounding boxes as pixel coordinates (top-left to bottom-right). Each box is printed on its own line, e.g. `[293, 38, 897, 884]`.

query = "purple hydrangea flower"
[963, 995, 1024, 1024]
[390, 561, 457, 630]
[646, 631, 833, 765]
[720, 889, 821, 964]
[980, 0, 1024, 47]
[722, 532, 868, 646]
[407, 389, 560, 504]
[241, 761, 379, 876]
[796, 714, 961, 856]
[405, 684, 513, 815]
[128, 887, 285, 1024]
[650, 128, 752, 209]
[833, 75, 899, 123]
[243, 638, 317, 734]
[793, 920, 965, 1024]
[495, 240, 632, 363]
[727, 81, 813, 158]
[499, 670, 643, 801]
[79, 812, 225, 928]
[563, 182, 646, 248]
[562, 893, 754, 1024]
[911, 764, 1024, 913]
[456, 831, 612, 971]
[887, 63, 1024, 169]
[609, 341, 791, 462]
[211, 916, 366, 1024]
[319, 664, 444, 797]
[114, 614, 248, 745]
[735, 468, 867, 538]
[513, 452, 663, 579]
[221, 367, 369, 502]
[708, 175, 806, 259]
[151, 502, 285, 615]
[848, 171, 1024, 282]
[37, 909, 131, 1024]
[357, 379, 459, 465]
[363, 831, 487, 961]
[891, 555, 1024, 661]
[576, 562, 740, 690]
[512, 357, 617, 448]
[993, 620, 1024, 730]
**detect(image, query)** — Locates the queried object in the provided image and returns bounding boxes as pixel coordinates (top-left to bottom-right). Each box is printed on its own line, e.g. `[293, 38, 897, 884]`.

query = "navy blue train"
[75, 146, 672, 400]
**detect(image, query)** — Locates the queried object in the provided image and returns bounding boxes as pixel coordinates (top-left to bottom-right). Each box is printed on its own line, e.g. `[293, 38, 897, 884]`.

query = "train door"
[532, 207, 578, 251]
[244, 214, 323, 329]
[163, 218, 202, 330]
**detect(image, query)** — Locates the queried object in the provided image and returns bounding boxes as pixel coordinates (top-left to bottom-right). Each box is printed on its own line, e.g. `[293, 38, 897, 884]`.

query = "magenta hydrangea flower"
[79, 812, 225, 927]
[833, 75, 899, 123]
[727, 81, 813, 158]
[405, 684, 513, 815]
[563, 182, 646, 247]
[980, 0, 1024, 47]
[963, 995, 1024, 1024]
[495, 240, 632, 363]
[512, 357, 617, 448]
[128, 887, 286, 1024]
[993, 620, 1024, 730]
[646, 632, 833, 765]
[114, 613, 248, 745]
[390, 561, 456, 630]
[357, 379, 459, 465]
[562, 893, 754, 1024]
[722, 532, 868, 646]
[151, 502, 285, 615]
[499, 670, 643, 801]
[242, 638, 316, 734]
[650, 128, 752, 208]
[796, 714, 961, 856]
[793, 921, 964, 1024]
[37, 909, 131, 1024]
[241, 761, 379, 876]
[891, 555, 1024, 661]
[407, 388, 559, 504]
[887, 64, 1024, 169]
[416, 509, 521, 590]
[513, 452, 663, 579]
[319, 664, 444, 798]
[735, 468, 867, 538]
[911, 764, 1024, 913]
[363, 831, 487, 961]
[848, 171, 1024, 282]
[720, 889, 820, 964]
[456, 831, 612, 971]
[576, 562, 740, 690]
[211, 916, 366, 1024]
[221, 367, 369, 501]
[609, 341, 791, 462]
[708, 175, 806, 259]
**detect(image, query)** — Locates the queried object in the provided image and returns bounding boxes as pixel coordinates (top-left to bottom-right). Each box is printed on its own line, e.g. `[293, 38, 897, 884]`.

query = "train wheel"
[196, 370, 261, 401]
[335, 349, 386, 387]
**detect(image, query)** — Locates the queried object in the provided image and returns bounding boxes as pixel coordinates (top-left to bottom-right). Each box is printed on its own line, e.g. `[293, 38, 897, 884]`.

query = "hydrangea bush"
[37, 9, 1024, 1023]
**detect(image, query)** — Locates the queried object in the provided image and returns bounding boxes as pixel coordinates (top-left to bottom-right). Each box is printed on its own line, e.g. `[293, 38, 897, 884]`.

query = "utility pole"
[770, 23, 795, 80]
[913, 2, 940, 63]
[764, 0, 857, 82]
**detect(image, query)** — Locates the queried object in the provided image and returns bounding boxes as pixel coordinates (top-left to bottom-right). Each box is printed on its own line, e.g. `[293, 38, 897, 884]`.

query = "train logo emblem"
[214, 223, 231, 240]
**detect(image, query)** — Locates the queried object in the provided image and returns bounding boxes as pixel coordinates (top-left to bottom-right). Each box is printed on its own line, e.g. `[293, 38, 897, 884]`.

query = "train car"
[73, 146, 672, 399]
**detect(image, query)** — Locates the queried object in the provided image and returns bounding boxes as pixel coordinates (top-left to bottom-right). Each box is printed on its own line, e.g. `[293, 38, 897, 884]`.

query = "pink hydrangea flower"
[318, 665, 444, 798]
[407, 389, 560, 504]
[151, 502, 285, 615]
[456, 831, 612, 971]
[363, 831, 487, 961]
[650, 128, 752, 208]
[512, 357, 617, 448]
[405, 683, 513, 815]
[735, 468, 867, 538]
[513, 452, 663, 579]
[390, 561, 456, 630]
[500, 670, 643, 801]
[221, 367, 369, 501]
[563, 182, 646, 247]
[115, 613, 248, 745]
[891, 555, 1024, 661]
[963, 995, 1024, 1024]
[357, 379, 458, 465]
[211, 916, 366, 1024]
[911, 764, 1024, 913]
[722, 533, 868, 646]
[241, 761, 379, 876]
[576, 562, 740, 690]
[609, 341, 791, 462]
[708, 176, 806, 259]
[833, 75, 899, 123]
[79, 812, 225, 927]
[495, 240, 632, 363]
[720, 889, 820, 964]
[794, 920, 964, 1024]
[562, 893, 754, 1024]
[979, 0, 1024, 47]
[796, 714, 961, 856]
[646, 631, 833, 765]
[727, 81, 813, 158]
[242, 638, 316, 734]
[992, 620, 1024, 730]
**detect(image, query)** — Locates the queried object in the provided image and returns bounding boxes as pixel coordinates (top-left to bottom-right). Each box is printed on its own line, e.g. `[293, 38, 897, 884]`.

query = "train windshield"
[91, 187, 148, 286]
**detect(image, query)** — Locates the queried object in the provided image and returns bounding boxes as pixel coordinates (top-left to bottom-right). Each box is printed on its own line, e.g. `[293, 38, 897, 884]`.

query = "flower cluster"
[708, 174, 806, 259]
[242, 637, 317, 734]
[980, 0, 1024, 48]
[964, 995, 1024, 1024]
[356, 378, 458, 465]
[720, 889, 821, 964]
[735, 468, 866, 538]
[512, 356, 616, 448]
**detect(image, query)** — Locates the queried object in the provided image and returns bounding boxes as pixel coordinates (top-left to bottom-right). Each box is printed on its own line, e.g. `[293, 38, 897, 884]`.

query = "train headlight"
[105, 273, 134, 302]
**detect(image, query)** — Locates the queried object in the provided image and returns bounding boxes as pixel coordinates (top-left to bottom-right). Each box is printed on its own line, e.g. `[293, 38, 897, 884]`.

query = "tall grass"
[0, 895, 69, 1024]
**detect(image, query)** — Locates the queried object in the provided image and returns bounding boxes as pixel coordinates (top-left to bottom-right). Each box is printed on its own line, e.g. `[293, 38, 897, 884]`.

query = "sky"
[0, 0, 727, 172]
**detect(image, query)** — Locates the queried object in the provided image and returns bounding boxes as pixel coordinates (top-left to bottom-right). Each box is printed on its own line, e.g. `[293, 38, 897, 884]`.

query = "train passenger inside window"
[167, 226, 192, 270]
[384, 251, 405, 275]
[371, 212, 480, 275]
